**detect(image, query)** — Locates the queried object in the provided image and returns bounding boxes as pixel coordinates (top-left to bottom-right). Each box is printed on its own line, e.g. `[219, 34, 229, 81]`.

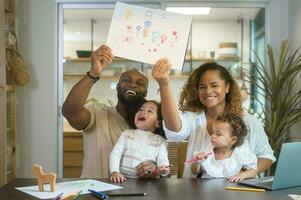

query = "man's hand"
[152, 58, 171, 87]
[109, 172, 127, 183]
[135, 161, 157, 178]
[90, 45, 114, 76]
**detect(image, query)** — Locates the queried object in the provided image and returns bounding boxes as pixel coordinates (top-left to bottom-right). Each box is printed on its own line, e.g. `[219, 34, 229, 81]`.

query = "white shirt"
[164, 110, 276, 178]
[110, 129, 170, 178]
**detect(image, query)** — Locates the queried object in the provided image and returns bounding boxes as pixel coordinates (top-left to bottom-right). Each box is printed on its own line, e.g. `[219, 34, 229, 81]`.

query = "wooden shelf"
[65, 57, 131, 62]
[0, 85, 14, 92]
[65, 57, 240, 64]
[64, 74, 189, 80]
[5, 85, 14, 92]
[64, 74, 116, 80]
[186, 57, 240, 62]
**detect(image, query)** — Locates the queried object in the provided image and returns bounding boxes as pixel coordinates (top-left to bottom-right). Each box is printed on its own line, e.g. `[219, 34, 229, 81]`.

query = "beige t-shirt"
[81, 104, 129, 178]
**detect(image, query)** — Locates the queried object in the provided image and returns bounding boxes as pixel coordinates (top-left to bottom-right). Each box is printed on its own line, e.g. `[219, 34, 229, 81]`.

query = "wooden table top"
[0, 178, 300, 200]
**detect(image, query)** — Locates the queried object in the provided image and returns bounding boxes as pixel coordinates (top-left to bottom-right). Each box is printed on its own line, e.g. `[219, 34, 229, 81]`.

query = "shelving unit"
[63, 55, 240, 81]
[0, 0, 17, 186]
[64, 74, 189, 80]
[65, 56, 240, 63]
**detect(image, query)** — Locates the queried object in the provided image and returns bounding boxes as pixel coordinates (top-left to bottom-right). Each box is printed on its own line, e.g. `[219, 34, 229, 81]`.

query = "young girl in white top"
[109, 100, 170, 183]
[191, 113, 257, 182]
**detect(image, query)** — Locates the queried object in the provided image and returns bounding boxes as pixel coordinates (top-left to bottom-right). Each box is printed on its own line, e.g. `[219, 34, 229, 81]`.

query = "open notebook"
[238, 142, 301, 190]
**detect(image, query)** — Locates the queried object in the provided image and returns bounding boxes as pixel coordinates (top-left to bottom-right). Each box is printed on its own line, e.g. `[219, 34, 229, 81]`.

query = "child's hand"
[191, 162, 201, 175]
[195, 152, 211, 161]
[227, 174, 245, 183]
[109, 172, 127, 183]
[136, 161, 157, 178]
[157, 164, 172, 176]
[152, 58, 171, 86]
[227, 169, 257, 182]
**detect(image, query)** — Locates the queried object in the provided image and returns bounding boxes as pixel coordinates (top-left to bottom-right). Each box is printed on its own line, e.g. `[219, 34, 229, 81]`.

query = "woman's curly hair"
[179, 62, 243, 117]
[216, 113, 248, 148]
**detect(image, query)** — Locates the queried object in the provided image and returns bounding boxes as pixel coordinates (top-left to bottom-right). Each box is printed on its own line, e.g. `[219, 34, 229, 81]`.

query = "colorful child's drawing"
[106, 2, 192, 70]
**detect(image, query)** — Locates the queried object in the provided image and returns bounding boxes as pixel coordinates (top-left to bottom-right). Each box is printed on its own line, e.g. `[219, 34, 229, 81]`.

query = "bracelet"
[86, 71, 100, 83]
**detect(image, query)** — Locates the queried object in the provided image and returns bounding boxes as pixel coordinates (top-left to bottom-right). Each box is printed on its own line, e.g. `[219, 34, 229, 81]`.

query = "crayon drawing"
[106, 2, 192, 70]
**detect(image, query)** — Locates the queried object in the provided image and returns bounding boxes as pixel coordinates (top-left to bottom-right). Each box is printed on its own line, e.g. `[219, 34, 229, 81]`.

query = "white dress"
[164, 110, 275, 178]
[200, 145, 257, 178]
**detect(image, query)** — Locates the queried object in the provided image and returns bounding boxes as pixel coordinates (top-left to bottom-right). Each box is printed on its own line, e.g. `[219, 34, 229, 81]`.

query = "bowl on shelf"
[76, 50, 92, 58]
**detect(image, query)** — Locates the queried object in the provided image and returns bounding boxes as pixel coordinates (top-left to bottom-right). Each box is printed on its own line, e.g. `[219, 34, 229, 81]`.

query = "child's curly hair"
[216, 113, 248, 148]
[179, 62, 243, 117]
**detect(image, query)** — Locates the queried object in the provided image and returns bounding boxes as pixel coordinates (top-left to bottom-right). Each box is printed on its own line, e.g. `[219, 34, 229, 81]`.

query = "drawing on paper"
[107, 2, 192, 70]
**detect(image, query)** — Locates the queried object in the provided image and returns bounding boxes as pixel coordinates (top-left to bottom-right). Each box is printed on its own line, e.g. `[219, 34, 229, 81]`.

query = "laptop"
[238, 142, 301, 190]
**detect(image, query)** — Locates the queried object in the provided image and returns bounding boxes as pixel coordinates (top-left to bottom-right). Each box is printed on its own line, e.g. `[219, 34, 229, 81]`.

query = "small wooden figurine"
[32, 164, 57, 192]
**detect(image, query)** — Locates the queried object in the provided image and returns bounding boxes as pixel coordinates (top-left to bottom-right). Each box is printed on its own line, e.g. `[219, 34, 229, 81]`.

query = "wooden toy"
[32, 164, 57, 192]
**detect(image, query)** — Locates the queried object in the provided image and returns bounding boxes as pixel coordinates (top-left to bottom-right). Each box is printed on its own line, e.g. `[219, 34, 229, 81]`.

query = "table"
[0, 178, 300, 200]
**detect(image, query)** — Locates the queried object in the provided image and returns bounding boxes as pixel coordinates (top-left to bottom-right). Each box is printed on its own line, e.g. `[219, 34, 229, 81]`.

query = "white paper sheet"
[15, 179, 122, 199]
[289, 194, 301, 200]
[106, 2, 192, 70]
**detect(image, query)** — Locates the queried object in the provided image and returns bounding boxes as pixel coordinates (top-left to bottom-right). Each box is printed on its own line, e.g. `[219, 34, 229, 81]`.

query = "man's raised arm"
[62, 45, 114, 130]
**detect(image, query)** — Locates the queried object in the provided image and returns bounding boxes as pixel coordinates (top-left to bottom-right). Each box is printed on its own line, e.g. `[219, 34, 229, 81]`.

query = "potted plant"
[245, 40, 301, 170]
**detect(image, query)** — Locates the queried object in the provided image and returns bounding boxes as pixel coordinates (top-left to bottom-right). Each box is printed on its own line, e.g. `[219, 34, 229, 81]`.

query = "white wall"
[15, 0, 57, 177]
[14, 0, 293, 177]
[267, 0, 289, 49]
[288, 0, 301, 52]
[288, 0, 301, 142]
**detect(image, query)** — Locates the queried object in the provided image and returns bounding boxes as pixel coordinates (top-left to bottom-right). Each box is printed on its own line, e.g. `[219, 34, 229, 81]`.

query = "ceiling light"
[166, 7, 211, 15]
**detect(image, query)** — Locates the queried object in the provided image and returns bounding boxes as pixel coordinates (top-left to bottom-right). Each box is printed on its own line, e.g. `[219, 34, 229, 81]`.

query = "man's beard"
[117, 87, 146, 129]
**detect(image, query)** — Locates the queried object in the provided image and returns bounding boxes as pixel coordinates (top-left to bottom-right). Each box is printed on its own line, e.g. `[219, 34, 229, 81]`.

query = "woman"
[152, 59, 275, 178]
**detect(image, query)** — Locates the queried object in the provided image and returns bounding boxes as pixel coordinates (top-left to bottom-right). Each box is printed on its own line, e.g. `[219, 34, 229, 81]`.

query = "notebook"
[238, 142, 301, 190]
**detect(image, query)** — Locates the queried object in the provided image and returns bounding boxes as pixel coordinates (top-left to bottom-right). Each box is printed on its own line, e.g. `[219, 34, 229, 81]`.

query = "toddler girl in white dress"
[110, 100, 170, 183]
[191, 113, 257, 182]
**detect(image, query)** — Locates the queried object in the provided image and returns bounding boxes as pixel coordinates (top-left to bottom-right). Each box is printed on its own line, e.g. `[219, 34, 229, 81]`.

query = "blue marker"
[88, 189, 109, 200]
[53, 192, 63, 200]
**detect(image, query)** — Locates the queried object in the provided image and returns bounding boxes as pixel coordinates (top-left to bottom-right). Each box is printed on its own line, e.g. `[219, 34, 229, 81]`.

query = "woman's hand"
[90, 45, 114, 77]
[152, 58, 171, 87]
[109, 172, 127, 183]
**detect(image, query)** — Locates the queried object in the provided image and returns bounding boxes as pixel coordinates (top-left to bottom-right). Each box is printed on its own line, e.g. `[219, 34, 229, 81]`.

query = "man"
[62, 45, 156, 178]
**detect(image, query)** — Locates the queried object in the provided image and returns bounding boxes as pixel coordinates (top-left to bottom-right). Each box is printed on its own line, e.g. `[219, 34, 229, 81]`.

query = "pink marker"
[184, 152, 212, 164]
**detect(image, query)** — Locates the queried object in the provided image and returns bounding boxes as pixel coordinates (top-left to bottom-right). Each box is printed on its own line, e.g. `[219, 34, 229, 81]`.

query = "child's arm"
[110, 172, 127, 183]
[190, 152, 211, 176]
[155, 141, 171, 177]
[227, 147, 258, 183]
[152, 59, 181, 132]
[191, 162, 201, 175]
[109, 131, 127, 182]
[227, 169, 258, 183]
